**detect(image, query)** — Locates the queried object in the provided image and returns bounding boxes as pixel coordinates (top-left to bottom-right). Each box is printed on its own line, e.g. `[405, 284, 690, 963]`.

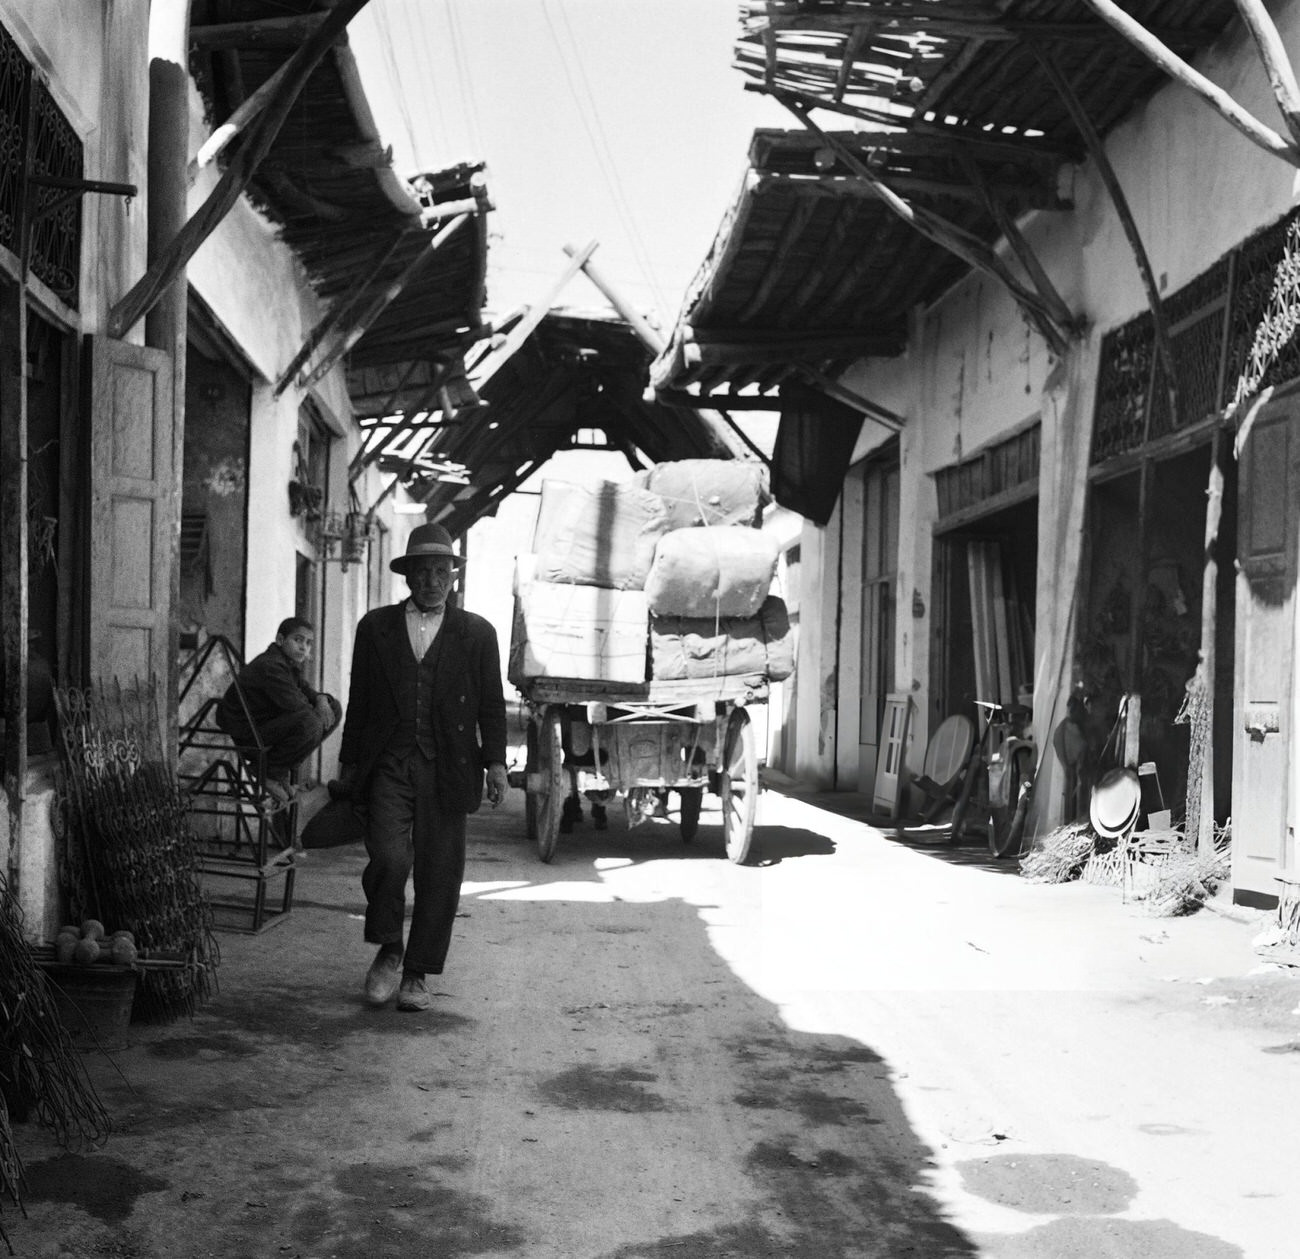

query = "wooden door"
[88, 337, 175, 692]
[858, 460, 899, 791]
[1232, 397, 1299, 904]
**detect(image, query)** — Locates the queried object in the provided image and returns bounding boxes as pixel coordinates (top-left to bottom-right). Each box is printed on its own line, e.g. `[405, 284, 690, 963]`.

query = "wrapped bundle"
[644, 525, 778, 619]
[509, 569, 649, 685]
[533, 479, 670, 590]
[651, 596, 793, 682]
[645, 459, 768, 530]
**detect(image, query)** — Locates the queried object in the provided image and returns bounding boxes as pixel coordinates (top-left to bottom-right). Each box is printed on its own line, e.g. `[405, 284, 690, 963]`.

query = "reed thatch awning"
[367, 311, 746, 538]
[656, 0, 1240, 401]
[190, 1, 489, 413]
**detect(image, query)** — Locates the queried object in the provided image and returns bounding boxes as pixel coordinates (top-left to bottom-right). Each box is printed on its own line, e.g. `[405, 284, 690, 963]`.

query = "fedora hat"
[390, 523, 465, 573]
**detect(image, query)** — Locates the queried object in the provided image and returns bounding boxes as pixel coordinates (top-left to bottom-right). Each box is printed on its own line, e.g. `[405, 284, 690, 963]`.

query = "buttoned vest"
[388, 631, 442, 760]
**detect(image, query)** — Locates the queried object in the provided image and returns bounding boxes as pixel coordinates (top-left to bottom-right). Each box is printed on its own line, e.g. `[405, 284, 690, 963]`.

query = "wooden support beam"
[190, 13, 328, 50]
[563, 243, 666, 352]
[109, 0, 373, 340]
[274, 230, 414, 396]
[757, 170, 1068, 212]
[1032, 44, 1177, 422]
[1079, 0, 1300, 165]
[1234, 0, 1300, 149]
[750, 7, 1222, 50]
[799, 366, 904, 432]
[956, 151, 1076, 332]
[297, 213, 470, 392]
[683, 330, 898, 365]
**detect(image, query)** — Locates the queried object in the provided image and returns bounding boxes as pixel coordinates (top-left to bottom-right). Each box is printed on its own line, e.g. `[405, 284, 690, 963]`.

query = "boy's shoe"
[396, 975, 432, 1012]
[363, 949, 402, 1006]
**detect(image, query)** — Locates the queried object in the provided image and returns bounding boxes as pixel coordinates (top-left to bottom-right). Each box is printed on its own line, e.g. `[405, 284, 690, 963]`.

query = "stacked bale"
[508, 461, 794, 687]
[509, 480, 667, 684]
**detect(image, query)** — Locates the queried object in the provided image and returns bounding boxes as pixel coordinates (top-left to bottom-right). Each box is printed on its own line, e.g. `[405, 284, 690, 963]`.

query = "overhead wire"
[538, 0, 673, 323]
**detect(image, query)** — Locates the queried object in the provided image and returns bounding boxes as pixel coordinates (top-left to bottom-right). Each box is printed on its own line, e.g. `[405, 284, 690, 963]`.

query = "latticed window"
[0, 19, 83, 307]
[1093, 207, 1300, 464]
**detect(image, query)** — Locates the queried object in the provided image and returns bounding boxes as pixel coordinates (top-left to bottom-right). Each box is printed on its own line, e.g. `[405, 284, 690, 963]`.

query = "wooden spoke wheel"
[524, 719, 540, 843]
[533, 707, 566, 863]
[721, 708, 758, 865]
[679, 787, 703, 843]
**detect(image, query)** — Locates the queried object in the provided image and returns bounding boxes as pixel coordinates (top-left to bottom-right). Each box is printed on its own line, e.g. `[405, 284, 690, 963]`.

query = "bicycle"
[948, 699, 1037, 858]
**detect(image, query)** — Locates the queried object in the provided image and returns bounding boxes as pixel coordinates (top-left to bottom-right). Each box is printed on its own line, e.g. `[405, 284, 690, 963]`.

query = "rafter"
[782, 98, 1071, 355]
[1078, 0, 1300, 165]
[108, 0, 373, 339]
[1031, 43, 1176, 422]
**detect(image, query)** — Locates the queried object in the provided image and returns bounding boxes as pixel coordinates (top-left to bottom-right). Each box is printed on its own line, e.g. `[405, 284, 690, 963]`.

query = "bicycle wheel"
[949, 759, 983, 846]
[989, 747, 1033, 858]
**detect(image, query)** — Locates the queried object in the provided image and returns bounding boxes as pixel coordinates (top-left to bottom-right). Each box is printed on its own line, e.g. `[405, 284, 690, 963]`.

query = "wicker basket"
[38, 961, 138, 1051]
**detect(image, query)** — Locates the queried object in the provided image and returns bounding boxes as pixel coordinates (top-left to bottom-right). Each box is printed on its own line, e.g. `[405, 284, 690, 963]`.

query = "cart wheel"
[679, 787, 703, 843]
[533, 707, 566, 863]
[524, 720, 540, 843]
[721, 709, 758, 864]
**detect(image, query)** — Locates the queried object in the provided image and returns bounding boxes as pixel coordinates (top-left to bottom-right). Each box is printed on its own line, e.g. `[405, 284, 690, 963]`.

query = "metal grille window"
[1093, 207, 1300, 464]
[0, 19, 83, 306]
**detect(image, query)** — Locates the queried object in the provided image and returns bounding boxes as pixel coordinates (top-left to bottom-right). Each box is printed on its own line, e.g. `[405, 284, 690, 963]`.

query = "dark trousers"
[362, 749, 467, 975]
[218, 697, 341, 780]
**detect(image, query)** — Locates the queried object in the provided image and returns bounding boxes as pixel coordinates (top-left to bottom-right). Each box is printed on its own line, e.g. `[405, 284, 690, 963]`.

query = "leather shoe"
[396, 975, 432, 1012]
[363, 950, 402, 1006]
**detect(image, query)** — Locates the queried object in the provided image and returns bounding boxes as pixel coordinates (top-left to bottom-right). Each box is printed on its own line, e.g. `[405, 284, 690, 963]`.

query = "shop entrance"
[934, 495, 1039, 728]
[1079, 442, 1237, 835]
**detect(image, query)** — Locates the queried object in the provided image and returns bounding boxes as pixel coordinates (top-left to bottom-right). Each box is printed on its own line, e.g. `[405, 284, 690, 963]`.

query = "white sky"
[348, 0, 789, 331]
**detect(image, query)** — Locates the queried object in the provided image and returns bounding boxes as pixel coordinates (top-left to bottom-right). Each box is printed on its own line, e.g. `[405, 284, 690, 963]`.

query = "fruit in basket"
[109, 936, 139, 966]
[109, 929, 135, 946]
[80, 919, 106, 941]
[72, 937, 101, 964]
[55, 934, 78, 963]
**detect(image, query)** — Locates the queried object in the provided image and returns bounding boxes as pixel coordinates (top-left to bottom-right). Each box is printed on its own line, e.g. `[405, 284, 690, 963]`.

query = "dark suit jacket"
[339, 602, 508, 814]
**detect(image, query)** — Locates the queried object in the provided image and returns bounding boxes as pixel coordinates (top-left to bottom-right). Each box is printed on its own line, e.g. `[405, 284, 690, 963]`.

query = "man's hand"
[485, 762, 509, 808]
[314, 694, 334, 726]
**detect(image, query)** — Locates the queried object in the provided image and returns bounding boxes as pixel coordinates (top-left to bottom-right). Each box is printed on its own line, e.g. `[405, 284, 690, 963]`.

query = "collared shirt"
[405, 598, 445, 661]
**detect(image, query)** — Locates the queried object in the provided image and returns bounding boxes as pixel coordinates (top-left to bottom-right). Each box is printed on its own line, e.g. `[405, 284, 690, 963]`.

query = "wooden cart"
[518, 673, 768, 865]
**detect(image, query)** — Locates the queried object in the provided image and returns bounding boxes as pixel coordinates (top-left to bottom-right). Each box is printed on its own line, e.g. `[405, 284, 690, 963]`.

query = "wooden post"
[1, 276, 28, 853]
[1194, 430, 1225, 854]
[147, 1, 193, 763]
[2, 65, 36, 869]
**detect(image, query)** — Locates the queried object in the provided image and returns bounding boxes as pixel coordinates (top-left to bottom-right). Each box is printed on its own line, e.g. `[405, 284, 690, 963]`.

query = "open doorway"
[1079, 442, 1236, 831]
[934, 495, 1038, 724]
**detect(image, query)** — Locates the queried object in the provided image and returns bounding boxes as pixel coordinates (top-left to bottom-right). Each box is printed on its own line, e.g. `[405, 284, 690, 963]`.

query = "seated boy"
[215, 617, 341, 805]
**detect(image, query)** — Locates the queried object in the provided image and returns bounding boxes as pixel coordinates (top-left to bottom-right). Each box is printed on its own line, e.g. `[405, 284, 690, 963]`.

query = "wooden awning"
[374, 312, 746, 537]
[189, 1, 489, 410]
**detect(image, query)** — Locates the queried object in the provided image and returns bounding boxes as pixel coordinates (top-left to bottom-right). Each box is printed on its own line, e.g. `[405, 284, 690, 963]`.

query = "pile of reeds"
[1019, 822, 1097, 883]
[0, 872, 109, 1254]
[1129, 825, 1230, 916]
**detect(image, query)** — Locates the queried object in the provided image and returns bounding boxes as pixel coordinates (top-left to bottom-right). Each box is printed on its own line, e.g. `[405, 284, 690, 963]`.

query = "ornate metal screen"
[1093, 210, 1300, 463]
[0, 19, 83, 307]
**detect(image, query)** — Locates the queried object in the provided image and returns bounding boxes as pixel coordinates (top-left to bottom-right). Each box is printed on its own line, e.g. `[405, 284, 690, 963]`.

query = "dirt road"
[9, 787, 1298, 1257]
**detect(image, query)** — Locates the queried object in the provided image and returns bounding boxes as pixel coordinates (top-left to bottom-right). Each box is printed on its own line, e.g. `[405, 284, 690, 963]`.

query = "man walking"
[337, 524, 509, 1012]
